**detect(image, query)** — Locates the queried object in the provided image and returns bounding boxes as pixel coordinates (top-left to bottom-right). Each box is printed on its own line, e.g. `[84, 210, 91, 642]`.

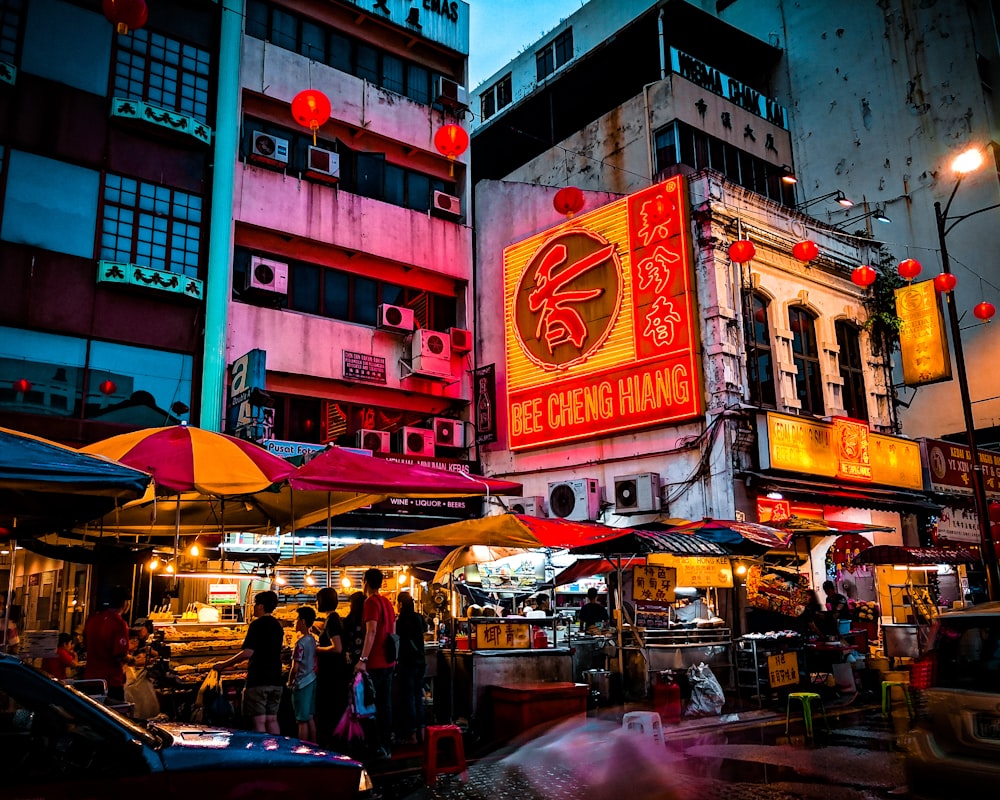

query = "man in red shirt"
[354, 568, 396, 760]
[83, 586, 131, 701]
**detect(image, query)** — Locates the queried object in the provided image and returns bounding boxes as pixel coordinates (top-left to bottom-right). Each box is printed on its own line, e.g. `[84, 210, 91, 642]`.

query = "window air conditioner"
[508, 496, 546, 517]
[409, 329, 452, 377]
[245, 256, 289, 295]
[249, 131, 289, 166]
[431, 190, 461, 219]
[547, 478, 602, 522]
[435, 77, 469, 110]
[306, 146, 340, 183]
[613, 473, 661, 515]
[353, 429, 390, 454]
[377, 303, 415, 334]
[448, 327, 472, 353]
[397, 426, 435, 457]
[432, 417, 465, 449]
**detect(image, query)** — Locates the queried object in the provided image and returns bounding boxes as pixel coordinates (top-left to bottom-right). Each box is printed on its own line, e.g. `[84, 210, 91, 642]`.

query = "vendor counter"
[620, 625, 734, 700]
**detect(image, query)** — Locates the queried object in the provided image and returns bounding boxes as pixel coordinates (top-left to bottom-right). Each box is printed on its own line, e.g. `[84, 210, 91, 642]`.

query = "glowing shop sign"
[896, 279, 952, 387]
[503, 177, 702, 449]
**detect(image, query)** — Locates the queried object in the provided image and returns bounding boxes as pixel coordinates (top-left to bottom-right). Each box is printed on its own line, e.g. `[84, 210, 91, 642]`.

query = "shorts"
[291, 680, 316, 722]
[243, 685, 283, 718]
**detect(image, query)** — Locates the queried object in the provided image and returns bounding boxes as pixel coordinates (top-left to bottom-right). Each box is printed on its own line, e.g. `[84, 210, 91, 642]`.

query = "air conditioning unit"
[435, 77, 469, 110]
[377, 303, 415, 334]
[508, 496, 546, 517]
[613, 473, 661, 515]
[548, 478, 602, 522]
[249, 131, 289, 166]
[306, 146, 340, 182]
[431, 190, 462, 219]
[433, 417, 465, 449]
[397, 426, 435, 457]
[353, 429, 390, 453]
[448, 327, 472, 353]
[409, 329, 452, 377]
[245, 256, 289, 294]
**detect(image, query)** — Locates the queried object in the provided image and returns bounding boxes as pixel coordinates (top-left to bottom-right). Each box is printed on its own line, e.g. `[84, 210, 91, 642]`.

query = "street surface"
[369, 703, 917, 800]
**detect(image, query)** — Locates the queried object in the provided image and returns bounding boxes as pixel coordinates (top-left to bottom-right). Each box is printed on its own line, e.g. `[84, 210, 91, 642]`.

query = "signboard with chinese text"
[645, 554, 733, 587]
[833, 417, 872, 480]
[503, 177, 703, 450]
[471, 621, 530, 650]
[896, 280, 952, 387]
[343, 351, 387, 384]
[632, 565, 677, 605]
[756, 498, 824, 524]
[767, 651, 800, 688]
[936, 505, 981, 544]
[758, 412, 922, 490]
[921, 438, 1000, 500]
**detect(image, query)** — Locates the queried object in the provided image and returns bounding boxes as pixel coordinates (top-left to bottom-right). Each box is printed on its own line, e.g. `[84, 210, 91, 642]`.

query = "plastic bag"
[124, 666, 160, 720]
[192, 669, 233, 725]
[684, 662, 725, 717]
[334, 673, 375, 744]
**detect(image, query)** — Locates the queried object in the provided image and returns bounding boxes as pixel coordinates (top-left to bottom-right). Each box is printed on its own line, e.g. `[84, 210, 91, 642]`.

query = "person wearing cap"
[128, 618, 156, 668]
[83, 585, 131, 701]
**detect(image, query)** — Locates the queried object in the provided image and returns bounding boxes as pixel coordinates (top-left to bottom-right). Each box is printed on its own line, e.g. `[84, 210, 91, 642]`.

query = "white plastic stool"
[621, 711, 664, 745]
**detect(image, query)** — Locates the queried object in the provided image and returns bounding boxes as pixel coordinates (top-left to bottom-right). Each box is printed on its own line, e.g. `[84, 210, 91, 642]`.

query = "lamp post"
[933, 147, 1000, 601]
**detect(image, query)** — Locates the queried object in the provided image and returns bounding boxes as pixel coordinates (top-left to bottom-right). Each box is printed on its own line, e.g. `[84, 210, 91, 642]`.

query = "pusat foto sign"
[503, 178, 703, 450]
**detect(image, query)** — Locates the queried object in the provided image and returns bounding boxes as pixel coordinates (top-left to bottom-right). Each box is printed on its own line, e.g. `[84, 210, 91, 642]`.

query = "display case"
[153, 621, 249, 686]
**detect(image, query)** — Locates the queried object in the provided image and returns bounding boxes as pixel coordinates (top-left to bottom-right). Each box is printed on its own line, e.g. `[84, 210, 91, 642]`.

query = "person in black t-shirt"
[213, 590, 285, 734]
[578, 587, 610, 633]
[312, 587, 348, 747]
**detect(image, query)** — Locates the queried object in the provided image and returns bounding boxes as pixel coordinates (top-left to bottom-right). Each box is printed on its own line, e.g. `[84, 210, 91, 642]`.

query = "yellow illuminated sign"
[896, 280, 952, 386]
[646, 553, 733, 587]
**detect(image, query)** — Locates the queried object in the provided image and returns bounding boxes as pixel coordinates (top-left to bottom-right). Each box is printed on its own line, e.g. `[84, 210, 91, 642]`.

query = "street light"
[934, 146, 1000, 601]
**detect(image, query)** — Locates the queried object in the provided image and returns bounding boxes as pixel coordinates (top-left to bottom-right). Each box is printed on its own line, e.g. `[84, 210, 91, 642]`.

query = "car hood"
[152, 722, 361, 771]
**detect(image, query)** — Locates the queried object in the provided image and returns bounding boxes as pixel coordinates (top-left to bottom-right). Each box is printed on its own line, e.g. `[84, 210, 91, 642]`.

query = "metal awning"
[746, 473, 940, 513]
[568, 530, 735, 557]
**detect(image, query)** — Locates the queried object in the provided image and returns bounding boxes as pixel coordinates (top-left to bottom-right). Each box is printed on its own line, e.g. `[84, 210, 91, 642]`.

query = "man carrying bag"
[354, 568, 397, 761]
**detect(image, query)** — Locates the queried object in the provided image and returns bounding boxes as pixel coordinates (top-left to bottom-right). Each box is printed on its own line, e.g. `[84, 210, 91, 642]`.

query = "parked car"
[905, 601, 1000, 793]
[0, 652, 373, 800]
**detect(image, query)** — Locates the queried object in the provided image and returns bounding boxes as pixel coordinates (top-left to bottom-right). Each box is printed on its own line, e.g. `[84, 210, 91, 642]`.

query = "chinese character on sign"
[643, 296, 683, 347]
[528, 243, 611, 352]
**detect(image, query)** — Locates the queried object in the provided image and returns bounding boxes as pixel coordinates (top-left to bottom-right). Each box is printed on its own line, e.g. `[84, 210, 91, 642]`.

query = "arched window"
[789, 307, 825, 416]
[747, 294, 776, 407]
[836, 321, 868, 421]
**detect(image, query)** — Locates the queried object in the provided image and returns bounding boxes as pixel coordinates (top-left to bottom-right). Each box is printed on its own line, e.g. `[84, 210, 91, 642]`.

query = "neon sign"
[504, 178, 703, 450]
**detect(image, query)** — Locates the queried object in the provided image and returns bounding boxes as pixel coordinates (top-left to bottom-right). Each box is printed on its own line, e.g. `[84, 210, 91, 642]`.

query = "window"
[113, 29, 212, 123]
[0, 0, 22, 63]
[481, 75, 512, 120]
[536, 28, 572, 80]
[746, 294, 776, 407]
[101, 174, 203, 277]
[789, 307, 824, 415]
[836, 321, 868, 421]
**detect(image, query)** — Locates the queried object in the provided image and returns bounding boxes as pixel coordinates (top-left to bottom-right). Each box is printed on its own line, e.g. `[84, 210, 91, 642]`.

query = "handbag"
[124, 666, 160, 720]
[380, 599, 399, 663]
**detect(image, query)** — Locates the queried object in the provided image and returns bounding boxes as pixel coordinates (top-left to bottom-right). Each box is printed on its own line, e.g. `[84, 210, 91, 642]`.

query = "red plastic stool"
[423, 724, 468, 787]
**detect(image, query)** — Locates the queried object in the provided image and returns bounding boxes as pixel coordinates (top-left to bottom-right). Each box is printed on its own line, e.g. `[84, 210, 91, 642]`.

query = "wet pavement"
[367, 697, 915, 800]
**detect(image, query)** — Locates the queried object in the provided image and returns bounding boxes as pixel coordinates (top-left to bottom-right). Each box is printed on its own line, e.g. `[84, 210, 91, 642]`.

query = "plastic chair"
[881, 680, 914, 720]
[423, 724, 468, 787]
[621, 711, 664, 745]
[785, 691, 829, 738]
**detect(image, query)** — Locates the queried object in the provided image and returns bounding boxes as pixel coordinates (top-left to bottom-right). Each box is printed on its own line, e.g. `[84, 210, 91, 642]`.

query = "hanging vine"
[862, 250, 906, 432]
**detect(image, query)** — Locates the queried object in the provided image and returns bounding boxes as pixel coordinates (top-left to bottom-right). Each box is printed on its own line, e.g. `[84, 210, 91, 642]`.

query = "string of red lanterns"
[792, 239, 819, 263]
[851, 264, 877, 288]
[553, 186, 585, 217]
[933, 272, 958, 293]
[102, 0, 147, 35]
[974, 301, 997, 322]
[434, 124, 469, 177]
[13, 378, 31, 394]
[728, 239, 756, 263]
[290, 89, 331, 146]
[99, 380, 117, 395]
[897, 258, 922, 281]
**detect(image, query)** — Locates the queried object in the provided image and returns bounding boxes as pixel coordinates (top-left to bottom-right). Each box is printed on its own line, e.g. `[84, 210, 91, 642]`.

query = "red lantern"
[290, 89, 331, 145]
[434, 124, 469, 177]
[728, 239, 756, 263]
[13, 378, 31, 394]
[851, 265, 877, 288]
[974, 301, 997, 322]
[102, 0, 148, 35]
[792, 239, 819, 262]
[933, 272, 957, 293]
[99, 379, 117, 395]
[553, 187, 585, 217]
[753, 307, 767, 324]
[897, 258, 922, 280]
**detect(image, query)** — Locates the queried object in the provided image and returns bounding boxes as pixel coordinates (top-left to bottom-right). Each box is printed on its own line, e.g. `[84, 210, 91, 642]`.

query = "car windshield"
[932, 615, 1000, 692]
[65, 682, 163, 746]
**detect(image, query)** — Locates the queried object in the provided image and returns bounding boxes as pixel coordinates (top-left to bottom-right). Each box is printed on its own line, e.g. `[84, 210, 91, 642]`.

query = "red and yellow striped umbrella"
[80, 425, 296, 496]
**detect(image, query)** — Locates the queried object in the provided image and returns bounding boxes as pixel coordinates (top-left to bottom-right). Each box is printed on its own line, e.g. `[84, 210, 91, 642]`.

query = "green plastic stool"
[881, 681, 914, 719]
[785, 691, 829, 738]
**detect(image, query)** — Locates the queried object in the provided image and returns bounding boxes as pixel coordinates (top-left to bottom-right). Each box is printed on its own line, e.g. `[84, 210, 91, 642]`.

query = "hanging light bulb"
[165, 562, 175, 574]
[148, 557, 160, 572]
[275, 574, 287, 586]
[188, 541, 200, 557]
[735, 563, 748, 576]
[341, 576, 353, 590]
[305, 574, 316, 586]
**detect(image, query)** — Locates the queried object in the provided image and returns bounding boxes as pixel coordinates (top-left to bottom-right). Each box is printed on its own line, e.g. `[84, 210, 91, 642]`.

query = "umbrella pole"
[616, 555, 625, 707]
[173, 493, 180, 593]
[449, 570, 456, 724]
[326, 493, 332, 588]
[2, 543, 12, 654]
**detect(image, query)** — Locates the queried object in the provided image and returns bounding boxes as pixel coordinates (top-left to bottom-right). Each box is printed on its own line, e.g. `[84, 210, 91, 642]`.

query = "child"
[288, 606, 318, 743]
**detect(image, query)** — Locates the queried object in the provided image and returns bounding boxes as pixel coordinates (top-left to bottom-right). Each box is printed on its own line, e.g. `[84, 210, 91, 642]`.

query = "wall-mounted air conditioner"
[409, 329, 452, 377]
[397, 426, 434, 457]
[435, 77, 469, 110]
[431, 190, 461, 219]
[306, 146, 340, 182]
[245, 256, 289, 294]
[354, 429, 390, 453]
[249, 131, 289, 166]
[432, 417, 465, 449]
[613, 473, 661, 515]
[547, 478, 602, 522]
[508, 496, 546, 517]
[377, 303, 415, 333]
[448, 327, 472, 353]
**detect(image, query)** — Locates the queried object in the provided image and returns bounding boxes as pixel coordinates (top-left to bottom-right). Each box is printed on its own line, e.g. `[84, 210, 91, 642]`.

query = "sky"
[468, 0, 587, 88]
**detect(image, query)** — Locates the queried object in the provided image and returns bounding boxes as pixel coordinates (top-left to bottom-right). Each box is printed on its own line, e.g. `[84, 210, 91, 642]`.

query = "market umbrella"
[432, 544, 531, 586]
[281, 542, 449, 569]
[383, 513, 625, 550]
[659, 517, 793, 551]
[770, 515, 895, 534]
[0, 426, 152, 536]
